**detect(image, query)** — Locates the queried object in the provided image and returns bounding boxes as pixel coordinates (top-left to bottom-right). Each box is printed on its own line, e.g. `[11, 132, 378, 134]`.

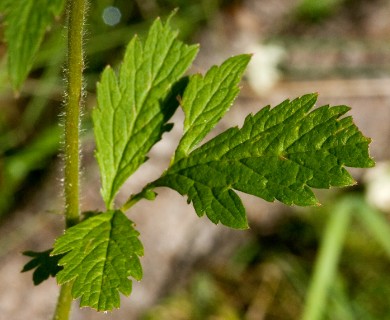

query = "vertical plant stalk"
[301, 200, 352, 320]
[53, 0, 86, 319]
[52, 282, 74, 320]
[64, 0, 85, 228]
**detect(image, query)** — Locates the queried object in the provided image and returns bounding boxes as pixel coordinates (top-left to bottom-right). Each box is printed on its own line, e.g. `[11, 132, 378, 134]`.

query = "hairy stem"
[63, 0, 85, 229]
[52, 283, 73, 320]
[53, 0, 86, 319]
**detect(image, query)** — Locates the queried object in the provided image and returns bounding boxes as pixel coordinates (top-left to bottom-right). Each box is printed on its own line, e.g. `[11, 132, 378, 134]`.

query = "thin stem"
[121, 192, 144, 211]
[121, 184, 156, 212]
[52, 283, 73, 320]
[53, 0, 86, 319]
[64, 0, 85, 228]
[301, 200, 352, 320]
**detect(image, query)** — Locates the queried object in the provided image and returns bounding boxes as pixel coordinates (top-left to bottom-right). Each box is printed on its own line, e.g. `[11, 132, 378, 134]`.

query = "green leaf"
[51, 210, 143, 311]
[93, 16, 199, 209]
[1, 0, 65, 89]
[154, 94, 374, 229]
[21, 249, 63, 285]
[174, 54, 251, 162]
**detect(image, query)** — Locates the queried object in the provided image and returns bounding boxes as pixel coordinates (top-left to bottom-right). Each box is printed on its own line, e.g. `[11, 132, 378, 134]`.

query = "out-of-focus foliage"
[295, 0, 345, 22]
[143, 193, 390, 320]
[0, 0, 65, 89]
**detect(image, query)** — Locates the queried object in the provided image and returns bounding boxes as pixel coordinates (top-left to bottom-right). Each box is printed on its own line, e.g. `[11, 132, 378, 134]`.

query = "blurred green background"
[1, 0, 390, 319]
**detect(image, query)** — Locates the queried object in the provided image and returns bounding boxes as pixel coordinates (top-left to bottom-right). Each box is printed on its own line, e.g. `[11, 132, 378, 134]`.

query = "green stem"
[63, 0, 85, 229]
[52, 283, 73, 320]
[301, 200, 352, 320]
[53, 0, 86, 319]
[121, 184, 156, 212]
[121, 193, 144, 211]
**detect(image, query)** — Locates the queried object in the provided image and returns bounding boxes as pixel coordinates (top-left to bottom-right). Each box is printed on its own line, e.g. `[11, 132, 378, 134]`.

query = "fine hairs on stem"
[53, 0, 87, 319]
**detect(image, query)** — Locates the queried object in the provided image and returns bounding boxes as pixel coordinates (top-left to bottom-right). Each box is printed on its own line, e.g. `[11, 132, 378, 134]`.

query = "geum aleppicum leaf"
[1, 0, 65, 89]
[51, 210, 143, 311]
[153, 93, 374, 229]
[173, 54, 251, 162]
[93, 16, 199, 209]
[21, 249, 64, 285]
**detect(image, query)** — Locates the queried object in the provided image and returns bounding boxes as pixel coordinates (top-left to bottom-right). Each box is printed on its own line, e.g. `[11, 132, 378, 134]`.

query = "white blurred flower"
[365, 162, 390, 212]
[245, 43, 285, 95]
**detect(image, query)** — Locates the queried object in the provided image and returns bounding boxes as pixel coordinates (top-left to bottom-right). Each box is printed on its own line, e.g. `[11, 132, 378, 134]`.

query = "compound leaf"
[174, 54, 251, 161]
[1, 0, 65, 89]
[52, 210, 143, 311]
[21, 249, 63, 285]
[93, 16, 199, 209]
[154, 94, 374, 229]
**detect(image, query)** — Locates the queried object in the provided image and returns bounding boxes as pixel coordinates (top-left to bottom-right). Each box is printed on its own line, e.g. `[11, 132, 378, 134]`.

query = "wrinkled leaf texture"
[93, 16, 198, 208]
[155, 94, 374, 229]
[174, 54, 251, 161]
[52, 210, 143, 311]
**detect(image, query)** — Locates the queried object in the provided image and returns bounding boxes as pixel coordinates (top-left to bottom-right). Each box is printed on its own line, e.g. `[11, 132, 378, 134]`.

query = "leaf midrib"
[107, 37, 178, 203]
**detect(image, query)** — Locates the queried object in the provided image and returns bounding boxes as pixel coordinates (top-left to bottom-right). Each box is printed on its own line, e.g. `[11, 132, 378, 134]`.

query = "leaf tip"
[368, 158, 376, 168]
[169, 7, 179, 17]
[239, 222, 250, 230]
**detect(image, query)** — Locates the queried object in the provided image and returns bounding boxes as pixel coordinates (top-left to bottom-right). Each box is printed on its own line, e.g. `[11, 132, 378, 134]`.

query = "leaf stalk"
[121, 185, 156, 212]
